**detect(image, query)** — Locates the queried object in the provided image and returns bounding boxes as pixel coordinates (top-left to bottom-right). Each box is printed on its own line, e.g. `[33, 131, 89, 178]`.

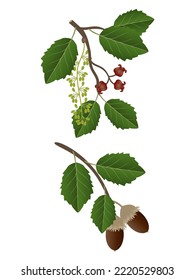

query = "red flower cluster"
[95, 64, 127, 94]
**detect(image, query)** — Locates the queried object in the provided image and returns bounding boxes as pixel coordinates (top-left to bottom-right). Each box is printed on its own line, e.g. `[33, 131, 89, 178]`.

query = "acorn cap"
[120, 205, 139, 223]
[108, 216, 126, 231]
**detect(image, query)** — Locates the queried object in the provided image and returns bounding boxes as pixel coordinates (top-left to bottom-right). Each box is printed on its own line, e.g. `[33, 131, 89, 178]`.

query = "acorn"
[106, 216, 125, 251]
[127, 211, 149, 233]
[120, 205, 149, 233]
[106, 229, 124, 251]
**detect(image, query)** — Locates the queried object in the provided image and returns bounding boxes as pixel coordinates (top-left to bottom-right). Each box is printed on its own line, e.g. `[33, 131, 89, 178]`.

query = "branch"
[92, 61, 114, 84]
[69, 20, 99, 87]
[55, 142, 109, 196]
[82, 26, 104, 30]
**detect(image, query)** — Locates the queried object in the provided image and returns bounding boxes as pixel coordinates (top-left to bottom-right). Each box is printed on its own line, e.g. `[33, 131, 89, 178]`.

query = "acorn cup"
[106, 229, 124, 251]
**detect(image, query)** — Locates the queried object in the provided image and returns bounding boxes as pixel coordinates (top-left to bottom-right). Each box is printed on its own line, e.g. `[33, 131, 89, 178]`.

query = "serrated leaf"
[72, 101, 101, 138]
[41, 38, 78, 84]
[91, 195, 116, 233]
[96, 153, 145, 185]
[105, 99, 138, 129]
[99, 26, 147, 60]
[61, 163, 93, 212]
[114, 10, 154, 35]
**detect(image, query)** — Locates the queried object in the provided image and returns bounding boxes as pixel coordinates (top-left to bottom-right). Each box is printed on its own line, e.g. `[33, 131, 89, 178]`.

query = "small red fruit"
[114, 79, 126, 92]
[114, 64, 127, 77]
[95, 81, 107, 94]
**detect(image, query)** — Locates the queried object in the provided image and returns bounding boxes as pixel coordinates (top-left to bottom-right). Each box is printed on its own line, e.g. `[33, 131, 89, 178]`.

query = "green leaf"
[105, 99, 138, 129]
[61, 163, 93, 212]
[91, 195, 116, 233]
[72, 101, 101, 138]
[99, 26, 147, 60]
[114, 10, 154, 35]
[96, 153, 145, 185]
[41, 38, 78, 84]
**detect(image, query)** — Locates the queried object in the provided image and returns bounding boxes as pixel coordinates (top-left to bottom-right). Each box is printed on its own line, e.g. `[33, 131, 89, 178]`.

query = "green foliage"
[114, 10, 154, 35]
[105, 99, 138, 129]
[41, 38, 78, 84]
[99, 26, 147, 60]
[91, 195, 116, 233]
[61, 163, 93, 212]
[96, 153, 145, 185]
[42, 11, 153, 238]
[72, 101, 101, 137]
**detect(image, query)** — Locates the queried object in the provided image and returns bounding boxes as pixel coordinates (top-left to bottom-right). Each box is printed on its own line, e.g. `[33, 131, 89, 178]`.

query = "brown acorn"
[106, 229, 124, 251]
[127, 211, 149, 233]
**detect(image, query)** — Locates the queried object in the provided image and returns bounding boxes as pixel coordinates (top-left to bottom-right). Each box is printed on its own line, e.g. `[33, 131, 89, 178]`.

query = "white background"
[1, 0, 195, 279]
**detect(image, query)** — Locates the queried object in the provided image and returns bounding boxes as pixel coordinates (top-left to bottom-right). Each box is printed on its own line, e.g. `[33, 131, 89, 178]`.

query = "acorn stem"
[114, 201, 122, 207]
